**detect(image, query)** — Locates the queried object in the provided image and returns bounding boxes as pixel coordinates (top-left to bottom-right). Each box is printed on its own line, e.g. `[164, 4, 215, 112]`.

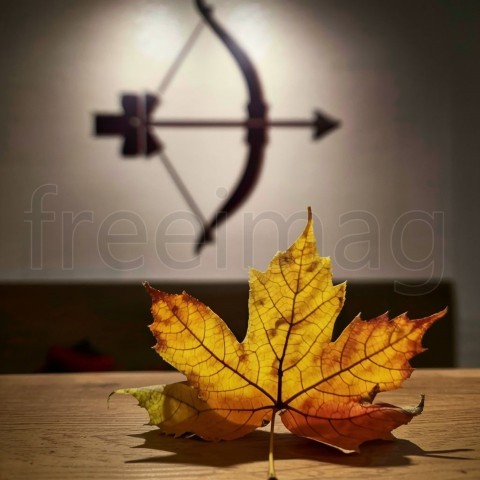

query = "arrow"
[149, 111, 339, 140]
[95, 94, 339, 156]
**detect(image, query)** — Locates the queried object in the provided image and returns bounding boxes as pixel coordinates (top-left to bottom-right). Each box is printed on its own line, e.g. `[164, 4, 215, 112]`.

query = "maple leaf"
[113, 208, 445, 479]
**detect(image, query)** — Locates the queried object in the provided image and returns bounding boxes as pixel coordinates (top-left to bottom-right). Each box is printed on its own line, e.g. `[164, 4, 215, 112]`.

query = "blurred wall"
[0, 0, 478, 365]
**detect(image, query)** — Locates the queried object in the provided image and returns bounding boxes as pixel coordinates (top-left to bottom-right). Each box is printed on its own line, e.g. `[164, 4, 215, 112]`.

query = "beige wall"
[0, 0, 478, 364]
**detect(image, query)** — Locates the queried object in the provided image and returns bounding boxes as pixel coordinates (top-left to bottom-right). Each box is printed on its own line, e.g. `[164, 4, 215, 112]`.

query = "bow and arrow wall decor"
[95, 0, 340, 253]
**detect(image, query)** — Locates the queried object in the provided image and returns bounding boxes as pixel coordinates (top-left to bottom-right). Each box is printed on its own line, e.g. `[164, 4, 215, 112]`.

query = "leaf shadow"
[126, 429, 473, 468]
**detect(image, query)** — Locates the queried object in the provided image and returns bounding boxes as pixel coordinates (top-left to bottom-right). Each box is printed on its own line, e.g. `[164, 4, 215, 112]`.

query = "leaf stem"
[268, 409, 278, 480]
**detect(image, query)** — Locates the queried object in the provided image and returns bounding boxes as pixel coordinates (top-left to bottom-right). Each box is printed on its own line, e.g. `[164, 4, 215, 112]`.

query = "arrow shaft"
[149, 118, 314, 128]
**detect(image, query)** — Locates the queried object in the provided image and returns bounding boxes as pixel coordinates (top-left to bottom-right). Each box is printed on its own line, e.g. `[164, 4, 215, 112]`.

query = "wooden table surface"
[0, 369, 479, 480]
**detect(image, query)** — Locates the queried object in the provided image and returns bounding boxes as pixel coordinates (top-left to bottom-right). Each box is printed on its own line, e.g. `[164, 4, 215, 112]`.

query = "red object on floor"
[43, 340, 114, 372]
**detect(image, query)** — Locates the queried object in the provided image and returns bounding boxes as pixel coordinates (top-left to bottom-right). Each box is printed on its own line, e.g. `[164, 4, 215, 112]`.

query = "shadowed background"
[0, 0, 478, 370]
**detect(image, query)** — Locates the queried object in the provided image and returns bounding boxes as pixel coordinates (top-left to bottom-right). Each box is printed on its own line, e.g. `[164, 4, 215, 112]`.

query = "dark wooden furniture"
[0, 281, 455, 373]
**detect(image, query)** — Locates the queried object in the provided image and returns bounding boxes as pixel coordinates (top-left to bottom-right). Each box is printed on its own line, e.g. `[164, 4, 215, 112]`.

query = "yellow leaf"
[113, 208, 445, 478]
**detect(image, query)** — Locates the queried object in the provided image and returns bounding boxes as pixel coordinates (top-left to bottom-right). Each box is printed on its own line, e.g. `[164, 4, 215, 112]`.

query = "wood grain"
[0, 370, 478, 479]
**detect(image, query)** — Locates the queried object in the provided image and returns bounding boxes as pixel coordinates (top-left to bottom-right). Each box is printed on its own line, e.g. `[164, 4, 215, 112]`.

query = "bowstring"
[155, 19, 208, 231]
[157, 20, 205, 96]
[158, 151, 208, 226]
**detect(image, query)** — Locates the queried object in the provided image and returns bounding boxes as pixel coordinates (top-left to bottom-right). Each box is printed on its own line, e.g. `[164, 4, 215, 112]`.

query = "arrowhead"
[312, 110, 340, 140]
